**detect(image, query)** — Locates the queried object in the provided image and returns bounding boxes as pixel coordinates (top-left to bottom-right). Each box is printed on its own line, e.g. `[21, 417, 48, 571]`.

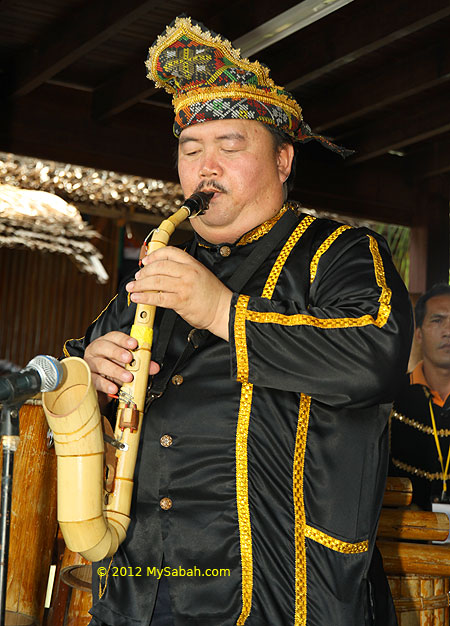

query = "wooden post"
[425, 193, 450, 288]
[410, 190, 449, 293]
[409, 221, 427, 295]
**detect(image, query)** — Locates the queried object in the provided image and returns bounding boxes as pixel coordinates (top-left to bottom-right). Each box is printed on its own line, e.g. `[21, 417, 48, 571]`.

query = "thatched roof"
[0, 151, 187, 282]
[0, 184, 109, 282]
[0, 151, 184, 218]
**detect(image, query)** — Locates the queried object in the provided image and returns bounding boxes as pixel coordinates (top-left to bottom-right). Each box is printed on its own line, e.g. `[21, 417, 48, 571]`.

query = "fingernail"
[126, 281, 134, 292]
[122, 372, 133, 382]
[134, 271, 141, 279]
[108, 384, 116, 394]
[127, 338, 136, 348]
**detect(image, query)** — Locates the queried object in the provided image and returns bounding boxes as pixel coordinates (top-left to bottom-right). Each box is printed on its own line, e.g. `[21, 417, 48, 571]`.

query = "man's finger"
[150, 361, 161, 376]
[100, 331, 138, 350]
[142, 246, 194, 266]
[91, 372, 119, 396]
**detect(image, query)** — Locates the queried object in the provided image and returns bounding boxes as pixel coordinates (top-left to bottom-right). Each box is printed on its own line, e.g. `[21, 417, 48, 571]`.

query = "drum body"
[62, 550, 92, 626]
[66, 587, 92, 626]
[47, 548, 92, 626]
[1, 401, 58, 625]
[388, 575, 449, 626]
[61, 549, 92, 593]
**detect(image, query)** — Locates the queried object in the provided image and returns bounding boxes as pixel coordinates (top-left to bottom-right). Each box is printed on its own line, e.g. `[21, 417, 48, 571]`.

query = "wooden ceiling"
[1, 0, 450, 229]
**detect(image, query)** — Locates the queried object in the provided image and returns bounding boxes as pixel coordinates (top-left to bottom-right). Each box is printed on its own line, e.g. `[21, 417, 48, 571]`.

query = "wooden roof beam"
[349, 90, 450, 165]
[0, 0, 18, 12]
[309, 42, 450, 132]
[267, 0, 450, 91]
[294, 157, 413, 226]
[92, 0, 304, 120]
[7, 0, 161, 98]
[93, 64, 158, 120]
[410, 136, 450, 179]
[1, 84, 177, 180]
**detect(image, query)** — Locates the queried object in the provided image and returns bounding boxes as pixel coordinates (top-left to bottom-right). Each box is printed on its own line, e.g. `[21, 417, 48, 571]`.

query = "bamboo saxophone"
[42, 191, 212, 562]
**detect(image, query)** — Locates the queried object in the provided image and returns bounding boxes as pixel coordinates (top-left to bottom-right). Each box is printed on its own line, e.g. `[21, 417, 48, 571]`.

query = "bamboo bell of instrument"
[43, 191, 213, 563]
[43, 356, 118, 561]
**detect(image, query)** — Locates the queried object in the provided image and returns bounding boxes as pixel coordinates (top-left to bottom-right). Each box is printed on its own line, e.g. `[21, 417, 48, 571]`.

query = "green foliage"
[372, 223, 410, 287]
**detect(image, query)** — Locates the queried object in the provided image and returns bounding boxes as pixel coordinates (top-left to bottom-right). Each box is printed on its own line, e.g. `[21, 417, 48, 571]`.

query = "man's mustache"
[195, 181, 228, 194]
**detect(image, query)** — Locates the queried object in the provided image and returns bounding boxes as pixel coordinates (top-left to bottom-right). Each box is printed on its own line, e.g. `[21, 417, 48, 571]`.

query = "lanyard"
[428, 397, 450, 498]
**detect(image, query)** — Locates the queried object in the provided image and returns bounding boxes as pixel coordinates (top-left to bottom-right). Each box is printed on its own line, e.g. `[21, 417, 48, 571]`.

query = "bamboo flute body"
[43, 192, 212, 562]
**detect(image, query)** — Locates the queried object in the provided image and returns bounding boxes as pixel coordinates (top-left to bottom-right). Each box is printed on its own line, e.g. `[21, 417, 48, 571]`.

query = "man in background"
[390, 284, 450, 508]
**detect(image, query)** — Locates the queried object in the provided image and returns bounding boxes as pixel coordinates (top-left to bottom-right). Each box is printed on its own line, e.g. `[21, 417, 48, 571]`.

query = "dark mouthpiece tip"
[183, 191, 214, 216]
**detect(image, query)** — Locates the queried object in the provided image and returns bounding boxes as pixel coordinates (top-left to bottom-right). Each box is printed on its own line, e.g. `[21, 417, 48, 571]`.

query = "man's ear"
[415, 326, 423, 346]
[277, 143, 294, 184]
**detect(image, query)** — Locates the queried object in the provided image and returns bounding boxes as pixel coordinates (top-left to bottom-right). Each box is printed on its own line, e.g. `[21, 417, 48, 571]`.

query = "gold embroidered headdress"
[145, 16, 351, 155]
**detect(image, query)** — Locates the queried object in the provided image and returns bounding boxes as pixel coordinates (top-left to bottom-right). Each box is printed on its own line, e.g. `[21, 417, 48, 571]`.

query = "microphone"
[0, 355, 63, 404]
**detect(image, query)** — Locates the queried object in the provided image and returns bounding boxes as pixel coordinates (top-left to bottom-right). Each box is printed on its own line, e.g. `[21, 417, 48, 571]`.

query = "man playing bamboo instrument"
[64, 16, 413, 626]
[390, 285, 450, 509]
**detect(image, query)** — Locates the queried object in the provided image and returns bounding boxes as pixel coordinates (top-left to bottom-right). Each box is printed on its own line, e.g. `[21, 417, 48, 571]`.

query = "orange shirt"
[410, 360, 449, 407]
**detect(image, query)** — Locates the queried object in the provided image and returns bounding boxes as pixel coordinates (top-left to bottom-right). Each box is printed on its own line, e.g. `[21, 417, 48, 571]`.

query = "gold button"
[219, 245, 231, 257]
[160, 434, 173, 448]
[171, 374, 184, 385]
[160, 497, 172, 510]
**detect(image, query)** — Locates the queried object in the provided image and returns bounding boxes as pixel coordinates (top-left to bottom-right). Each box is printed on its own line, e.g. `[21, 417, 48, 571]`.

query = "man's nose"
[199, 152, 222, 177]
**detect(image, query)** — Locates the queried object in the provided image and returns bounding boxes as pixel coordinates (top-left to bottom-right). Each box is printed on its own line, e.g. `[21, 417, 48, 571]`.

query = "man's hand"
[84, 331, 160, 406]
[125, 247, 233, 341]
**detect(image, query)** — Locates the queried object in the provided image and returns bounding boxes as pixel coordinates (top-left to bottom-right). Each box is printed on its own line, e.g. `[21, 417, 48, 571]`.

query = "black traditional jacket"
[65, 205, 412, 626]
[390, 366, 450, 509]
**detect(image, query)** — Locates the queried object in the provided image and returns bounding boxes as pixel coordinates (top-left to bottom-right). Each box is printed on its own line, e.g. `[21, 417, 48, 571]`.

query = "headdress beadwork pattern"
[145, 16, 352, 156]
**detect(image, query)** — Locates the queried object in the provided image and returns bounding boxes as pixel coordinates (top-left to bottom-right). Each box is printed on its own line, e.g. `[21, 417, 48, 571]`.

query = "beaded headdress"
[145, 16, 351, 156]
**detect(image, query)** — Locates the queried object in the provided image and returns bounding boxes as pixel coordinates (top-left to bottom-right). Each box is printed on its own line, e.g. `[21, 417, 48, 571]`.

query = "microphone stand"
[0, 402, 21, 626]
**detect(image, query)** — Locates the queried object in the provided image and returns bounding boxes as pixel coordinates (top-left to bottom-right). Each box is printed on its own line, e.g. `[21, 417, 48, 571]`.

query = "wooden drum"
[0, 401, 58, 625]
[66, 587, 92, 626]
[62, 550, 92, 626]
[379, 478, 450, 626]
[46, 548, 92, 626]
[61, 549, 92, 593]
[388, 575, 449, 626]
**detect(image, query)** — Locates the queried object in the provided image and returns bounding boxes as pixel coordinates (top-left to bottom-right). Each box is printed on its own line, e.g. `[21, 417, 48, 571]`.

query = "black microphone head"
[26, 355, 63, 392]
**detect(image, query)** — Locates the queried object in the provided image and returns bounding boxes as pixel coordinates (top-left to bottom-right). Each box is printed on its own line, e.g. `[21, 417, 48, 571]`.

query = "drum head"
[61, 564, 92, 592]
